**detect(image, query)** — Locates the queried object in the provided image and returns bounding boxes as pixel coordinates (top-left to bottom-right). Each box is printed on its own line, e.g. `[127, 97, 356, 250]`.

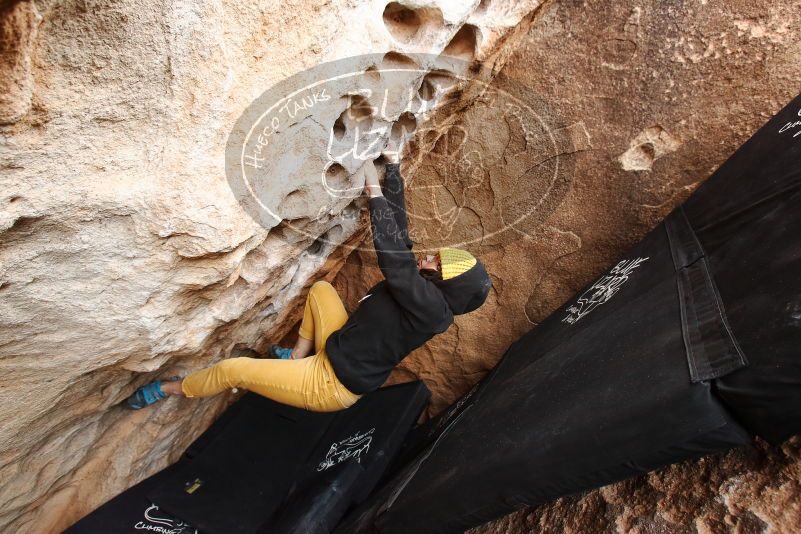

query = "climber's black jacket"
[325, 163, 491, 395]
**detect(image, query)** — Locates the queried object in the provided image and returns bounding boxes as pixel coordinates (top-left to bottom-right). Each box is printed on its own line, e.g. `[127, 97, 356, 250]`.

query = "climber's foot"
[269, 344, 294, 360]
[125, 376, 181, 409]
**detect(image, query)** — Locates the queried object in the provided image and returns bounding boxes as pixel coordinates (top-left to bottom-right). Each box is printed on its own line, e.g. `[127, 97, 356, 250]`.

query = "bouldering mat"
[147, 381, 430, 534]
[65, 381, 429, 534]
[64, 461, 197, 534]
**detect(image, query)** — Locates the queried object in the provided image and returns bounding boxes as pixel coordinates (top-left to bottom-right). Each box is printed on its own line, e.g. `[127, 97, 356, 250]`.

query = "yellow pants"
[182, 281, 363, 412]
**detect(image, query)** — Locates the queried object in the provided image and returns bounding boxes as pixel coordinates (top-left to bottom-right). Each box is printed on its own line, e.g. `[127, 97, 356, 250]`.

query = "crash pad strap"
[665, 207, 748, 382]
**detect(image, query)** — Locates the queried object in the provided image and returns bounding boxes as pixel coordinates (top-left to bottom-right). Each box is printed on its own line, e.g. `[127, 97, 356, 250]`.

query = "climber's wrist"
[365, 185, 383, 198]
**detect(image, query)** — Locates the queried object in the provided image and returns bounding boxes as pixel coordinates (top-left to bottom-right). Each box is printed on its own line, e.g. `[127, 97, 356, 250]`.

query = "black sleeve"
[381, 163, 413, 251]
[368, 195, 453, 332]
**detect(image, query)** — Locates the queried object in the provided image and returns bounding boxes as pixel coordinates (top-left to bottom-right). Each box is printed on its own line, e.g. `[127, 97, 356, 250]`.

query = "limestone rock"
[0, 1, 40, 124]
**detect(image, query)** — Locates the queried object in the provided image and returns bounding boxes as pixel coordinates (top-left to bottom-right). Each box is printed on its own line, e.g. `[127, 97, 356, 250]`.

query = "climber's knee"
[310, 280, 335, 295]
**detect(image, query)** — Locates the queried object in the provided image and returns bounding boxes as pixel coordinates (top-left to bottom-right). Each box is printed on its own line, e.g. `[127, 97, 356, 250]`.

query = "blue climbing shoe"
[125, 376, 180, 409]
[269, 344, 293, 360]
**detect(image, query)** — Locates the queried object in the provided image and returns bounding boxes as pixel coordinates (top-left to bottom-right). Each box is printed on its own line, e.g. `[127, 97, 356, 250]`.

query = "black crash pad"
[65, 381, 429, 534]
[65, 385, 261, 534]
[679, 93, 801, 445]
[148, 381, 429, 534]
[64, 461, 197, 534]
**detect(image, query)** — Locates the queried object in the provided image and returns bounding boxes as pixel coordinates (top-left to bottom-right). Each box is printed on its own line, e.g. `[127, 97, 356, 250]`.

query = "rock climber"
[126, 148, 492, 412]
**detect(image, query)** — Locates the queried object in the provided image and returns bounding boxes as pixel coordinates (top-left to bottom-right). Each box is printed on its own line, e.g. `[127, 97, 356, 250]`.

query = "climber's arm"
[368, 194, 452, 332]
[381, 163, 413, 251]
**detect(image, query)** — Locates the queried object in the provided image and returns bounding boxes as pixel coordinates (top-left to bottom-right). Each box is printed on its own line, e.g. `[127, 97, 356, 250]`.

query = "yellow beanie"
[439, 247, 477, 281]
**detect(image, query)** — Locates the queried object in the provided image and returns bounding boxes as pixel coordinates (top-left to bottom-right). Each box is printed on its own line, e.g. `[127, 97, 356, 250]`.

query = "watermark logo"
[226, 53, 580, 256]
[133, 504, 197, 533]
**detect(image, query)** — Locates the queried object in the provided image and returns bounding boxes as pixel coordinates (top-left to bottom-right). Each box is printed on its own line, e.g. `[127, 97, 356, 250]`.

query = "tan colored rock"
[619, 125, 681, 171]
[0, 1, 40, 124]
[0, 0, 544, 531]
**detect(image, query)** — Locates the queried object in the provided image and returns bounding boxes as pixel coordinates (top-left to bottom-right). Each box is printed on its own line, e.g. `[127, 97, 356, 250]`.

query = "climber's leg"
[178, 354, 359, 412]
[292, 280, 362, 411]
[180, 356, 315, 409]
[271, 280, 347, 360]
[292, 280, 362, 410]
[297, 280, 349, 354]
[165, 281, 358, 412]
